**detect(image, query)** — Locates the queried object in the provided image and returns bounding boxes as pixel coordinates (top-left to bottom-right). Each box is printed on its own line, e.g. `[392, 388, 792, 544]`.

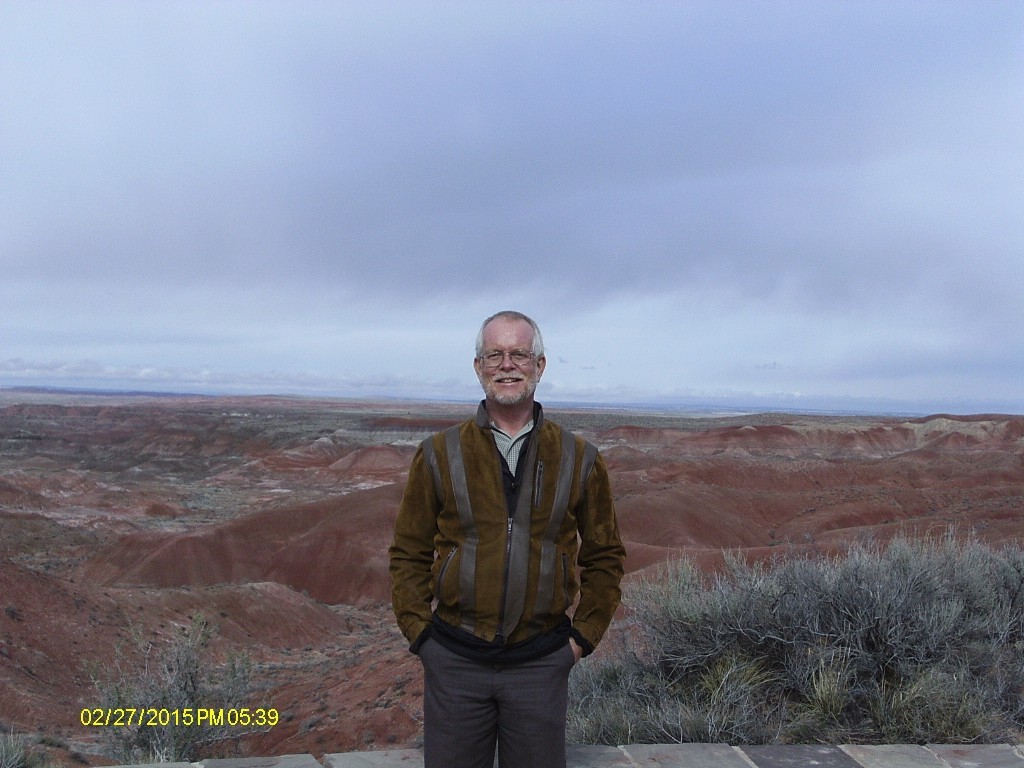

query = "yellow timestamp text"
[80, 707, 279, 728]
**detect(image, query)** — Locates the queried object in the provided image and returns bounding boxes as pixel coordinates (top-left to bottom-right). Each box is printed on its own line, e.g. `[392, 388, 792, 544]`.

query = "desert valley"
[1, 389, 1022, 765]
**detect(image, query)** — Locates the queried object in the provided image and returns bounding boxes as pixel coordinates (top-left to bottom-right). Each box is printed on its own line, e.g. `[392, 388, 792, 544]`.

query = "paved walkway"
[111, 743, 1024, 768]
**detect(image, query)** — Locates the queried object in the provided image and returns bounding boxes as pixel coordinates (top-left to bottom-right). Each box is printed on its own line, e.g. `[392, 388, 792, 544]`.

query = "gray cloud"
[2, 1, 1022, 413]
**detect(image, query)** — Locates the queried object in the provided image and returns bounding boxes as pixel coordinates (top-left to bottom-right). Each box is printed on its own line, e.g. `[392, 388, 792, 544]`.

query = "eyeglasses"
[478, 349, 536, 368]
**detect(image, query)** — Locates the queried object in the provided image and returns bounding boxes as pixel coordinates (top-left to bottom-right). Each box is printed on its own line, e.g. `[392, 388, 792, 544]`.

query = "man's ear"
[536, 355, 546, 379]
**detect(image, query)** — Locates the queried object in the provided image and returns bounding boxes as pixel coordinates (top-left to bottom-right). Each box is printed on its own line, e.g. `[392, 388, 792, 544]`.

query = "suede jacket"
[389, 402, 625, 655]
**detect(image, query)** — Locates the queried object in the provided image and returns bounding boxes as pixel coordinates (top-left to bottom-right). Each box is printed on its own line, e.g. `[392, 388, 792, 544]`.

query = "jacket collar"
[475, 400, 544, 432]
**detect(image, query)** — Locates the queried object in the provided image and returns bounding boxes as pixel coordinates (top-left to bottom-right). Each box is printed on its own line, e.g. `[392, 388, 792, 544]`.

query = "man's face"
[474, 317, 546, 407]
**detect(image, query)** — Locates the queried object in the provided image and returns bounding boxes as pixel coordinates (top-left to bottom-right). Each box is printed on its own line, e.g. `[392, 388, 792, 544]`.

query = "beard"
[479, 372, 539, 406]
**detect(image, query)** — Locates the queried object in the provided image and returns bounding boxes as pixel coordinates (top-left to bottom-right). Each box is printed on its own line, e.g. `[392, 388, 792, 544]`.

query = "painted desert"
[1, 389, 1022, 764]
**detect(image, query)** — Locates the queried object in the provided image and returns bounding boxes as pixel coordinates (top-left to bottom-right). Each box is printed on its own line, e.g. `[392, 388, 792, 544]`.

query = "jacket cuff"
[570, 627, 594, 657]
[409, 626, 431, 654]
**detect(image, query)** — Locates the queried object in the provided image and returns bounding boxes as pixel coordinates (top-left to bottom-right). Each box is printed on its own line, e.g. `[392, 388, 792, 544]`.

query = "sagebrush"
[568, 534, 1024, 745]
[90, 615, 253, 763]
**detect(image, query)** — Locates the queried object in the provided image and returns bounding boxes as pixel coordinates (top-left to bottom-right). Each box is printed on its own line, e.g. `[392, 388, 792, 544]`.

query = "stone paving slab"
[928, 744, 1024, 767]
[622, 743, 754, 767]
[566, 744, 633, 766]
[326, 746, 636, 767]
[741, 744, 862, 767]
[323, 751, 423, 767]
[200, 756, 322, 768]
[840, 744, 947, 768]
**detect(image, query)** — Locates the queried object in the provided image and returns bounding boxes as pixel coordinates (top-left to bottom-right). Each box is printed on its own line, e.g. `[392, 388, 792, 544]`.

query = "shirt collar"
[475, 400, 544, 431]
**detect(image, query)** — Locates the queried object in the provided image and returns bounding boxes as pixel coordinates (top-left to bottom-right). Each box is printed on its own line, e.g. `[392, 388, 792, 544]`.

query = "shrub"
[0, 730, 49, 768]
[568, 534, 1024, 745]
[90, 615, 254, 763]
[0, 730, 26, 768]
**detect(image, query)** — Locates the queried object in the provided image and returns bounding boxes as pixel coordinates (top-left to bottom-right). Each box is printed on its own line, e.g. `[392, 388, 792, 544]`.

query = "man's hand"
[569, 638, 583, 664]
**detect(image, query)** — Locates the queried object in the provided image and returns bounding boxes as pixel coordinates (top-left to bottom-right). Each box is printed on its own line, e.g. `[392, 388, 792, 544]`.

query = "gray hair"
[475, 310, 545, 358]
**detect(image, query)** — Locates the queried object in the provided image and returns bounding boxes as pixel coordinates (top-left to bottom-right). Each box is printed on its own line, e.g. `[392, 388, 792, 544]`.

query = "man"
[389, 310, 626, 768]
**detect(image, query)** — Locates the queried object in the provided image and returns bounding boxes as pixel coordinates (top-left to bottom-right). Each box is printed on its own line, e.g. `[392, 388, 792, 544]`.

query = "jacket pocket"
[434, 545, 459, 603]
[533, 461, 545, 508]
[559, 552, 572, 612]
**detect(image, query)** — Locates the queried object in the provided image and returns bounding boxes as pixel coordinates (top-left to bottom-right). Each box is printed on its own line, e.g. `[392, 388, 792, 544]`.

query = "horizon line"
[3, 383, 1021, 420]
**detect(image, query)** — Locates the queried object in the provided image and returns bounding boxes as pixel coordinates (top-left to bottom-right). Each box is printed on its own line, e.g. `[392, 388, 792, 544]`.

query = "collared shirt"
[490, 419, 533, 475]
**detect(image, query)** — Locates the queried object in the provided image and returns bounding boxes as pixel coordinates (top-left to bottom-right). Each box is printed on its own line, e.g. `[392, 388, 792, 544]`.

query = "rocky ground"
[1, 389, 1022, 765]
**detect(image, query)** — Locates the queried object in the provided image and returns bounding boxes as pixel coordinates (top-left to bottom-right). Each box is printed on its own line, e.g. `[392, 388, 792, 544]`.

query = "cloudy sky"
[2, 1, 1022, 414]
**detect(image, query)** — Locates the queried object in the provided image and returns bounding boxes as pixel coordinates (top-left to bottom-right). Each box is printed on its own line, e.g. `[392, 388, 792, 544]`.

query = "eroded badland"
[1, 391, 1022, 764]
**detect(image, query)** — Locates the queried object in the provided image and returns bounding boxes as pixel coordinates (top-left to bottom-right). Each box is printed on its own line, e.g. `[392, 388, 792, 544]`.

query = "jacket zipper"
[437, 545, 458, 598]
[496, 515, 514, 642]
[497, 459, 541, 643]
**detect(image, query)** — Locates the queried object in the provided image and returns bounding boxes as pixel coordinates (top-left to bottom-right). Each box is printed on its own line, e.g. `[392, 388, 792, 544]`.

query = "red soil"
[1, 395, 1022, 764]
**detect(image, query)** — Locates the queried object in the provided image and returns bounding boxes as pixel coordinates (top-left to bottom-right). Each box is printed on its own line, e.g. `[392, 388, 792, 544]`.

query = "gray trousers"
[418, 637, 576, 768]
